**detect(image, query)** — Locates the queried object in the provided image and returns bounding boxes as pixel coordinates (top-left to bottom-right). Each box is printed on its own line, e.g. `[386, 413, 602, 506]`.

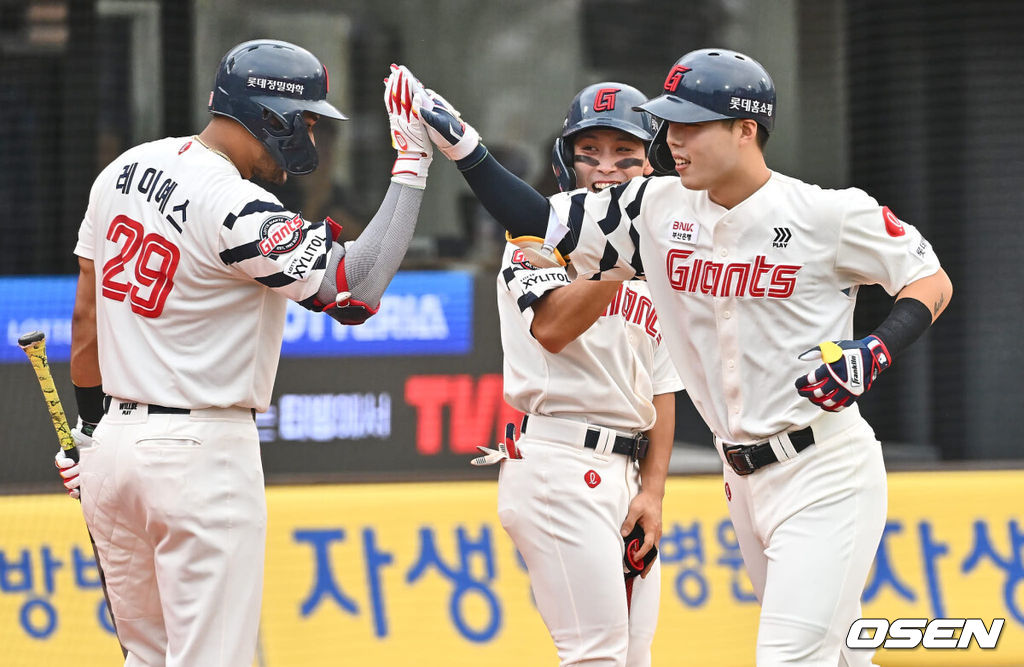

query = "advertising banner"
[1, 471, 1021, 666]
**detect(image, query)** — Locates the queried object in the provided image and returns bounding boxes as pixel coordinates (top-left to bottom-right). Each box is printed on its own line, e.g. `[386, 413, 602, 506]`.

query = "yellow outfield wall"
[1, 470, 1021, 666]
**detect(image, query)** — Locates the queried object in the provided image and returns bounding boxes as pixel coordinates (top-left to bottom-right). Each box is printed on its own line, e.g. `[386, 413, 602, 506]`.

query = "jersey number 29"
[101, 215, 180, 318]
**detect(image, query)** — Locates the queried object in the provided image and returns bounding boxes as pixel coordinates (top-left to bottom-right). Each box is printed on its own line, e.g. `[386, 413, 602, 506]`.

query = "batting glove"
[54, 417, 95, 499]
[385, 64, 433, 189]
[413, 87, 481, 161]
[471, 422, 523, 466]
[795, 336, 891, 412]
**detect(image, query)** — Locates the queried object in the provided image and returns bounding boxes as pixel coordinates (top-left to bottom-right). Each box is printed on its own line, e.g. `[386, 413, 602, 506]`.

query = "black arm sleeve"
[74, 383, 105, 426]
[456, 145, 552, 240]
[870, 297, 933, 358]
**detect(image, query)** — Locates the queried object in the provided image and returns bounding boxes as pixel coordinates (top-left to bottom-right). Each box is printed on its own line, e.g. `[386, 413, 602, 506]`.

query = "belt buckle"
[630, 434, 648, 461]
[724, 444, 755, 476]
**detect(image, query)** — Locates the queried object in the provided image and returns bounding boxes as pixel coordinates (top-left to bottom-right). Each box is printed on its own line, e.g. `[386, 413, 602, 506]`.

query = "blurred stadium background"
[1, 0, 1022, 665]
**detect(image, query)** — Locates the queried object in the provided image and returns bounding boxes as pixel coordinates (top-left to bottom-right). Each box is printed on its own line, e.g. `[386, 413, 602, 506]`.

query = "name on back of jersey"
[114, 161, 190, 233]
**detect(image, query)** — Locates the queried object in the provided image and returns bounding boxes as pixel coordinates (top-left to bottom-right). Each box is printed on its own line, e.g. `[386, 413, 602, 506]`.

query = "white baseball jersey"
[497, 240, 683, 432]
[549, 172, 942, 443]
[75, 136, 333, 411]
[496, 216, 681, 667]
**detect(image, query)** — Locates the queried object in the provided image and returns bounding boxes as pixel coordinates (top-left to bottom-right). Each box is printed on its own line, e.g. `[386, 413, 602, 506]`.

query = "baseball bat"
[17, 330, 78, 461]
[17, 330, 127, 656]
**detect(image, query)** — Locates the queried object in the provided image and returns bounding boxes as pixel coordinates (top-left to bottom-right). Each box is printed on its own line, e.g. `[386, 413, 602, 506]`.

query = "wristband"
[74, 384, 105, 425]
[869, 297, 932, 358]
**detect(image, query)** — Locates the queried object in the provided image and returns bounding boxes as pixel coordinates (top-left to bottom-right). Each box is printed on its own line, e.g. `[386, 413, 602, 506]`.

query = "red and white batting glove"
[795, 336, 891, 412]
[385, 64, 432, 189]
[54, 417, 95, 499]
[54, 448, 81, 499]
[471, 422, 523, 466]
[413, 87, 481, 161]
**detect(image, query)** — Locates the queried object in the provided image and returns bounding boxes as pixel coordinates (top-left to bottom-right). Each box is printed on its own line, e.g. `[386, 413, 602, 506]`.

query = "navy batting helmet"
[637, 49, 775, 173]
[552, 82, 657, 192]
[209, 40, 347, 175]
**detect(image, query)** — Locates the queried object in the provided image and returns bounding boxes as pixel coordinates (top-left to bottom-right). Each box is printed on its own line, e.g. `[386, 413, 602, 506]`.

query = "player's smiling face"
[571, 129, 646, 193]
[666, 120, 744, 191]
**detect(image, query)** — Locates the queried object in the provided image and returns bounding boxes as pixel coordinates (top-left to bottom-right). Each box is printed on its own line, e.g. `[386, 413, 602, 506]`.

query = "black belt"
[103, 397, 190, 415]
[102, 397, 254, 419]
[521, 414, 649, 461]
[722, 426, 814, 476]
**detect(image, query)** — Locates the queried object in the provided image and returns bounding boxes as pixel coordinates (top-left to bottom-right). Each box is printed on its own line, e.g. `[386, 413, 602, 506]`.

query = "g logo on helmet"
[593, 87, 620, 112]
[663, 65, 692, 93]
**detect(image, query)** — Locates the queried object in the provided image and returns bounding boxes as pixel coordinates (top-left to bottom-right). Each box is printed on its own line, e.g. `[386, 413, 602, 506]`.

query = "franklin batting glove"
[413, 88, 481, 161]
[795, 336, 891, 412]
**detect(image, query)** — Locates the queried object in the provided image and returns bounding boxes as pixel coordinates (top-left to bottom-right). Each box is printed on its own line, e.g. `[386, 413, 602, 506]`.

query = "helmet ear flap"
[551, 137, 576, 192]
[646, 121, 675, 175]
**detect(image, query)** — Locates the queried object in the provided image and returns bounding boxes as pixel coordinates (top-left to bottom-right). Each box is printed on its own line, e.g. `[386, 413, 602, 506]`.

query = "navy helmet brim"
[251, 95, 348, 121]
[564, 116, 655, 142]
[635, 94, 731, 125]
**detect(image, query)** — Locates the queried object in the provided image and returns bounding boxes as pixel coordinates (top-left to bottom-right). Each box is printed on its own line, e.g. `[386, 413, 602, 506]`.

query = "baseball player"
[58, 46, 431, 665]
[469, 82, 683, 666]
[410, 48, 952, 666]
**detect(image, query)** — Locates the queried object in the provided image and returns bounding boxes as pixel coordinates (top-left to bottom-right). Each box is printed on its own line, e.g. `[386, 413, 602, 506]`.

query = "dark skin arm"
[529, 278, 623, 353]
[70, 257, 102, 387]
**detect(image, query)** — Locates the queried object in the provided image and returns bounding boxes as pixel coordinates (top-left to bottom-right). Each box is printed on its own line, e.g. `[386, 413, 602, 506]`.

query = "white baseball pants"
[80, 404, 265, 667]
[497, 419, 660, 666]
[721, 407, 885, 667]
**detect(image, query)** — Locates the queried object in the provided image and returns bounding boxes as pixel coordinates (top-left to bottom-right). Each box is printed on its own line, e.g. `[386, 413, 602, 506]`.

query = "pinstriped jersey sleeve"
[548, 179, 650, 281]
[217, 190, 332, 304]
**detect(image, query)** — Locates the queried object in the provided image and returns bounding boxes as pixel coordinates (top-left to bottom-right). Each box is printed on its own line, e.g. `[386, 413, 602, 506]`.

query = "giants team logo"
[584, 470, 601, 488]
[666, 249, 802, 298]
[882, 206, 906, 237]
[593, 87, 620, 112]
[258, 214, 305, 256]
[663, 65, 692, 93]
[602, 284, 662, 343]
[510, 248, 537, 269]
